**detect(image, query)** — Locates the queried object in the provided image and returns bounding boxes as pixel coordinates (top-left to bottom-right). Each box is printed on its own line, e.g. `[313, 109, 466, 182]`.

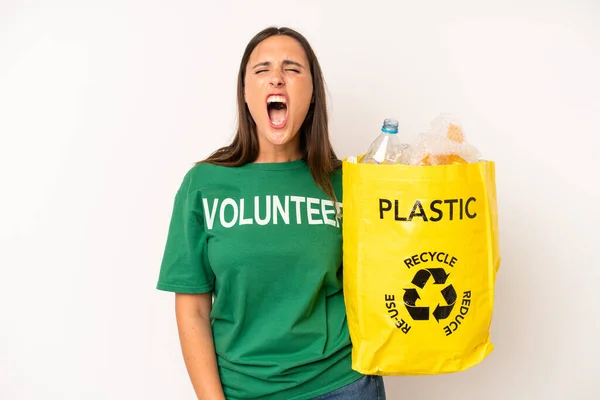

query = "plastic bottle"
[361, 118, 407, 165]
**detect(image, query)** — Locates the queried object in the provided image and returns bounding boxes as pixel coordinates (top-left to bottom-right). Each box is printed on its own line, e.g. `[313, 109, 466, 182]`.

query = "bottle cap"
[382, 118, 399, 134]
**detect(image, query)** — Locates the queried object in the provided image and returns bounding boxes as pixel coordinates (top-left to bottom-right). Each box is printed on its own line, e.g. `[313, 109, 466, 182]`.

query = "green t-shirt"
[156, 158, 363, 400]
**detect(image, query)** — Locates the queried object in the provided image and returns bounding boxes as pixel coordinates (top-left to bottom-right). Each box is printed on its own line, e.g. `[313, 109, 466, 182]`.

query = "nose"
[270, 71, 284, 87]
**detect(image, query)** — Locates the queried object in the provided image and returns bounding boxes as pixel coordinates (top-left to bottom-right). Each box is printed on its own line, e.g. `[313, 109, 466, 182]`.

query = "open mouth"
[267, 94, 288, 128]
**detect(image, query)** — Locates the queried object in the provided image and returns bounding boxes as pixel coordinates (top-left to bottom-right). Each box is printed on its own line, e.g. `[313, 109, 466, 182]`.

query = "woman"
[156, 26, 387, 400]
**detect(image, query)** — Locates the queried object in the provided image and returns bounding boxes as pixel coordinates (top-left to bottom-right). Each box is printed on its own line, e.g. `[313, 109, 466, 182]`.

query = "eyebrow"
[251, 60, 306, 69]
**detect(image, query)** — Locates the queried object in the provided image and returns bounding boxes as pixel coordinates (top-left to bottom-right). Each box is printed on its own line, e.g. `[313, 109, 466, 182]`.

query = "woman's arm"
[175, 293, 225, 400]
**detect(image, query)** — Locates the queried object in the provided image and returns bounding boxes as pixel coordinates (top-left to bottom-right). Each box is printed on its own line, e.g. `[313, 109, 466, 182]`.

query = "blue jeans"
[312, 375, 386, 400]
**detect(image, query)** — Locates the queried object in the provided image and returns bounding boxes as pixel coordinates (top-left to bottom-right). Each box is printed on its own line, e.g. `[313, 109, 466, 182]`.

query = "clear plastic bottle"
[361, 118, 406, 165]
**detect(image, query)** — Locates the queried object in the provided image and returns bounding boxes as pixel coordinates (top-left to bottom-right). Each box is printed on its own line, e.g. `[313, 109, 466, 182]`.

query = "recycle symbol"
[403, 268, 457, 322]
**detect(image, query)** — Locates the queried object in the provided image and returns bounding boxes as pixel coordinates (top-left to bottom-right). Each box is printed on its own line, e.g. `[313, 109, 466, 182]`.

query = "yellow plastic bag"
[342, 158, 500, 375]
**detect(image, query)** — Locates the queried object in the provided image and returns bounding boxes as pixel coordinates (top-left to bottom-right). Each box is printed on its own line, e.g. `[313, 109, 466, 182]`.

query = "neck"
[254, 137, 302, 163]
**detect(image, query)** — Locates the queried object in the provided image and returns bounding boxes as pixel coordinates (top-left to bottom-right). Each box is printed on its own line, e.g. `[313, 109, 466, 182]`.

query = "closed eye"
[255, 69, 268, 74]
[286, 69, 300, 73]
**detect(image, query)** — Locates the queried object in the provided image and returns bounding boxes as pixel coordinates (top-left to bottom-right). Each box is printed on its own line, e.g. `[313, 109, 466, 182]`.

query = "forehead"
[248, 35, 309, 65]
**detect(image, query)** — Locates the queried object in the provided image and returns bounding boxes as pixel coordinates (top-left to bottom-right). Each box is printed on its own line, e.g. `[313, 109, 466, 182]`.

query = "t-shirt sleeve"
[156, 169, 215, 294]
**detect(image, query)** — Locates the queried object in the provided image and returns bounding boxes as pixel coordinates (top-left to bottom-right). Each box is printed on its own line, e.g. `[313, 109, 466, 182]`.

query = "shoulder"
[178, 161, 229, 195]
[330, 163, 343, 200]
[331, 167, 342, 184]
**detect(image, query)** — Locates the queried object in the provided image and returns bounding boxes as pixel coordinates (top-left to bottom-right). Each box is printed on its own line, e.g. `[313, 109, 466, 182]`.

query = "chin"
[259, 118, 298, 146]
[264, 129, 292, 145]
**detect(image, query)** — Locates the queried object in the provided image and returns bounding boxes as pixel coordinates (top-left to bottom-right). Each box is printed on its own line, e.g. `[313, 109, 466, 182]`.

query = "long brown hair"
[200, 26, 341, 203]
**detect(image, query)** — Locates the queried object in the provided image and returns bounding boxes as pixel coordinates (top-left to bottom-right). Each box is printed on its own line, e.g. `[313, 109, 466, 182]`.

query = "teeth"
[267, 95, 286, 104]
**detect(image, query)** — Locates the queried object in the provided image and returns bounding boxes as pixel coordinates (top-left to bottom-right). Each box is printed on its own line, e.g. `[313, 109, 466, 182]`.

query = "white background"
[1, 0, 599, 399]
